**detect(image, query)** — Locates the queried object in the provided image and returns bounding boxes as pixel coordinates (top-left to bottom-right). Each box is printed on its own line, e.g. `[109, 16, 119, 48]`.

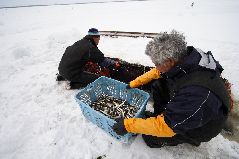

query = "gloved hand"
[100, 58, 121, 73]
[112, 118, 128, 136]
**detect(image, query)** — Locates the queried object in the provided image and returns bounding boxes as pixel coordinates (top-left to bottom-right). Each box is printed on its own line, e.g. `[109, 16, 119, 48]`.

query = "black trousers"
[59, 71, 100, 89]
[142, 133, 200, 148]
[143, 134, 182, 148]
[71, 71, 100, 88]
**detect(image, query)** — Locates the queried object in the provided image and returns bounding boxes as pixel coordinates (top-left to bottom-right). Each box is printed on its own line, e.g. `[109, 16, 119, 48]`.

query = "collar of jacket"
[162, 46, 223, 79]
[84, 35, 98, 47]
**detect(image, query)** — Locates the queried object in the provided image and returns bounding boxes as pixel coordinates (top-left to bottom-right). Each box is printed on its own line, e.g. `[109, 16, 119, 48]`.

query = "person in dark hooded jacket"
[58, 28, 119, 89]
[113, 30, 230, 147]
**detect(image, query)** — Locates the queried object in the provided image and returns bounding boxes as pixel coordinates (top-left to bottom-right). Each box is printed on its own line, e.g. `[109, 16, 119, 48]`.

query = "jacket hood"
[164, 46, 223, 78]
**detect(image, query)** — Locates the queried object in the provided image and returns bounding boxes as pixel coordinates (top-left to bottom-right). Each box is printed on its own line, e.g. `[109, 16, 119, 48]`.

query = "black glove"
[125, 84, 131, 89]
[112, 118, 128, 136]
[100, 58, 120, 71]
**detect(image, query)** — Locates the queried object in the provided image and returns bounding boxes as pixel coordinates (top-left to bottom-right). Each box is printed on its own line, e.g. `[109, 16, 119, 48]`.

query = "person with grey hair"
[113, 30, 230, 147]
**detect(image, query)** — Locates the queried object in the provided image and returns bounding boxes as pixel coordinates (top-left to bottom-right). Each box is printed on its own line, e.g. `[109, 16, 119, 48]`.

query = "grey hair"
[145, 30, 187, 65]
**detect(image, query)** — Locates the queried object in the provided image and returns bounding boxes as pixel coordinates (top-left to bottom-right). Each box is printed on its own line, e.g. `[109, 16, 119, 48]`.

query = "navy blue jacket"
[163, 47, 229, 143]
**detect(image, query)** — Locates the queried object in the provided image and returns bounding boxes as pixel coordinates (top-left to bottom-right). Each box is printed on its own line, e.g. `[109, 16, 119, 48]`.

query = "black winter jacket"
[58, 35, 104, 81]
[163, 46, 229, 145]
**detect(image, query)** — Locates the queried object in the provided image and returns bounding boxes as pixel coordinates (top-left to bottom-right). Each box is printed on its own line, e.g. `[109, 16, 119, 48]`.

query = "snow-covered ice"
[0, 0, 239, 158]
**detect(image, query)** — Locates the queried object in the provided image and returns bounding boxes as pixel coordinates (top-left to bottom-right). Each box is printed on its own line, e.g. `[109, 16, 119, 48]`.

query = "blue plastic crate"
[75, 76, 150, 142]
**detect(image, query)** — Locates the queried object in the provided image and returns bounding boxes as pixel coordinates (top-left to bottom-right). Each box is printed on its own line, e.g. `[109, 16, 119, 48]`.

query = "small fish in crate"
[75, 76, 150, 142]
[90, 94, 139, 119]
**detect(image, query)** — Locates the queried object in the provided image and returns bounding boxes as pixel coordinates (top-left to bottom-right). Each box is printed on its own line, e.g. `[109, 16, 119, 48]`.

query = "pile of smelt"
[90, 95, 139, 119]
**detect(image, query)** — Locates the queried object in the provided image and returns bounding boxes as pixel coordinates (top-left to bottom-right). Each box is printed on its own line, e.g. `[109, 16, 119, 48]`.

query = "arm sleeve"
[89, 47, 105, 63]
[99, 58, 116, 68]
[129, 68, 161, 88]
[124, 115, 176, 137]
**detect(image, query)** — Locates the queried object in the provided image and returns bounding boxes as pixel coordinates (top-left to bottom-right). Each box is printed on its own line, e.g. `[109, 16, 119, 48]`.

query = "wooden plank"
[99, 31, 158, 38]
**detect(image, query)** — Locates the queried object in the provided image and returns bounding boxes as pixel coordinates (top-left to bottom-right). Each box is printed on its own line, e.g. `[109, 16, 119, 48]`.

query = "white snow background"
[0, 0, 239, 158]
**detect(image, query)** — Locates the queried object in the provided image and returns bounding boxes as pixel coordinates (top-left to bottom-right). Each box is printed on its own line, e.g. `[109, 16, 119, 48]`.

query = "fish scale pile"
[90, 95, 139, 119]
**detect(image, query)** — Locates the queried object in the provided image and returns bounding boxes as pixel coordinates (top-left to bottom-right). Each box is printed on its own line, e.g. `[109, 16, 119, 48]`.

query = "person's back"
[58, 35, 104, 82]
[57, 28, 106, 88]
